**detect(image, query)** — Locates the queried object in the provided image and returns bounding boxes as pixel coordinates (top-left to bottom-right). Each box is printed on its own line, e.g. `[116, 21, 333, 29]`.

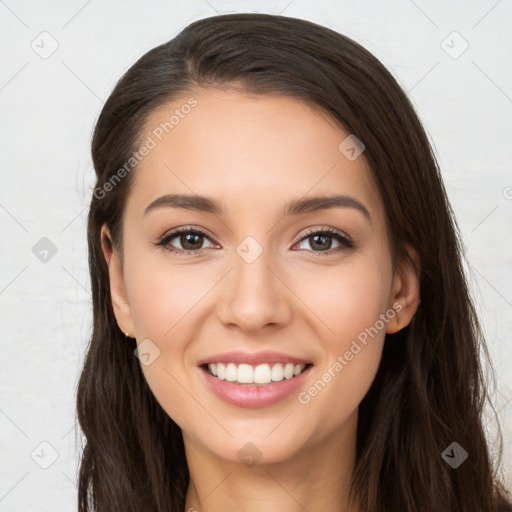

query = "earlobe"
[100, 224, 135, 338]
[386, 243, 421, 334]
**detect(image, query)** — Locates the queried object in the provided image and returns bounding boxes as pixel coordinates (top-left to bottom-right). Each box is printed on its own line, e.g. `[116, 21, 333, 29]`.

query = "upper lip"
[197, 350, 313, 367]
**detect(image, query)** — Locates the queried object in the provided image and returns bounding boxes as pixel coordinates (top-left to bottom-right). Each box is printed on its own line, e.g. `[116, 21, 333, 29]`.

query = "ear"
[100, 224, 135, 338]
[385, 242, 421, 334]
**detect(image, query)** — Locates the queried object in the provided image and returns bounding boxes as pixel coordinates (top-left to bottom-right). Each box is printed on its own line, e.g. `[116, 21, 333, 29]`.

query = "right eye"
[155, 226, 218, 255]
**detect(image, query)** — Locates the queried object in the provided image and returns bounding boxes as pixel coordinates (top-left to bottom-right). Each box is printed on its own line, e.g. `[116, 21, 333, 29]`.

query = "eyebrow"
[144, 193, 372, 224]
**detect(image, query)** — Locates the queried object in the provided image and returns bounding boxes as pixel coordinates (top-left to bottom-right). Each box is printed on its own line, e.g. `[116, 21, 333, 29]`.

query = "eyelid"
[293, 225, 352, 244]
[154, 225, 217, 250]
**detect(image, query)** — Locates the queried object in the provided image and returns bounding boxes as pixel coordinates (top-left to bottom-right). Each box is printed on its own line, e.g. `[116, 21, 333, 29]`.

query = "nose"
[216, 248, 293, 333]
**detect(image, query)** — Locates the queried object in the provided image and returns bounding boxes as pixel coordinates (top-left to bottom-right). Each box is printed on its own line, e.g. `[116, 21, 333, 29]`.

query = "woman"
[76, 12, 512, 512]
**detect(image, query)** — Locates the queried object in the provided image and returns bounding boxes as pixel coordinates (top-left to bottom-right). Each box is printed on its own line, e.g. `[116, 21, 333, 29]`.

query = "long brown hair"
[76, 12, 512, 511]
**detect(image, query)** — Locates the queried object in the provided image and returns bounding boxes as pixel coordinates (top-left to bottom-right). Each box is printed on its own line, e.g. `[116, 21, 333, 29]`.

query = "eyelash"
[154, 225, 355, 257]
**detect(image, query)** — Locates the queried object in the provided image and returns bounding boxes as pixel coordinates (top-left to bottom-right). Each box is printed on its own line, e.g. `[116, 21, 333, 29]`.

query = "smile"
[205, 362, 310, 385]
[199, 363, 314, 408]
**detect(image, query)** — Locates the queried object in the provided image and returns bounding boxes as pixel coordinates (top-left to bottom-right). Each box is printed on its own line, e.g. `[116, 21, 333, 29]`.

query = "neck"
[183, 410, 360, 512]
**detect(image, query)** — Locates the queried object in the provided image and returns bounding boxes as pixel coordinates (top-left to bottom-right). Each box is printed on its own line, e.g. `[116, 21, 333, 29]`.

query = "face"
[102, 89, 420, 466]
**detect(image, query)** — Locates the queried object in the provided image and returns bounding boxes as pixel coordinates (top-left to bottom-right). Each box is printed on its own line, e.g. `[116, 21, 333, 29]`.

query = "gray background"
[1, 0, 511, 509]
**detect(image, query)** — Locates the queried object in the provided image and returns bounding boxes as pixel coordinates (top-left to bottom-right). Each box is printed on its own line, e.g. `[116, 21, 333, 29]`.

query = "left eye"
[295, 229, 353, 253]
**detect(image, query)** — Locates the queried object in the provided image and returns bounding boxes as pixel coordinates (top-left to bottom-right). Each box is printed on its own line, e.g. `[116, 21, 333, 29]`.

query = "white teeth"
[271, 363, 284, 381]
[225, 363, 238, 382]
[237, 363, 254, 383]
[254, 364, 271, 383]
[206, 362, 308, 384]
[283, 363, 294, 380]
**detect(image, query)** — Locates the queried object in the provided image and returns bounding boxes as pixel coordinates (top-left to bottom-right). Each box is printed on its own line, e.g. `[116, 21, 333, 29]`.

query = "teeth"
[206, 362, 308, 384]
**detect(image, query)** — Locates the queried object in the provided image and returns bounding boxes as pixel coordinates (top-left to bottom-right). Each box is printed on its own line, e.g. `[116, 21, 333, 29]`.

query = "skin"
[101, 89, 421, 512]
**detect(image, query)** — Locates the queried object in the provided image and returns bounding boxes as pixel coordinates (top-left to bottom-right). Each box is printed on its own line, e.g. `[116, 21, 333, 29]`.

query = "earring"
[396, 313, 403, 332]
[119, 324, 134, 339]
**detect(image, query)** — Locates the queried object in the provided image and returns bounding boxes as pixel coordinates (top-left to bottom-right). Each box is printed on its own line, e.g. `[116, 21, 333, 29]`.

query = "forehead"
[128, 89, 384, 228]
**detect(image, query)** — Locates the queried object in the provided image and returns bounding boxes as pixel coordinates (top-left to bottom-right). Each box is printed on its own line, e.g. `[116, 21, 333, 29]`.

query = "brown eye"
[156, 227, 216, 255]
[301, 233, 334, 251]
[294, 227, 354, 255]
[177, 232, 204, 251]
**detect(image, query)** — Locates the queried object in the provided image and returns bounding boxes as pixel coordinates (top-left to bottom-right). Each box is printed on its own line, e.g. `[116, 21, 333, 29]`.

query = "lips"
[196, 350, 315, 407]
[198, 362, 314, 408]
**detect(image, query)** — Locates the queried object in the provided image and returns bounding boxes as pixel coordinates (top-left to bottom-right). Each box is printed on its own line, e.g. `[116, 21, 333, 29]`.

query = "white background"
[1, 0, 511, 509]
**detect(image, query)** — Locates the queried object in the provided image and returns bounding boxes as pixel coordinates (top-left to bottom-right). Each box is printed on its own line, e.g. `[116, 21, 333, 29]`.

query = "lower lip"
[198, 365, 313, 408]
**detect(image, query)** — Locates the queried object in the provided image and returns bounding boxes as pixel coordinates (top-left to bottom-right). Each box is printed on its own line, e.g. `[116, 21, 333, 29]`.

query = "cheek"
[126, 250, 213, 340]
[294, 261, 388, 413]
[300, 257, 390, 343]
[125, 257, 209, 429]
[120, 244, 209, 388]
